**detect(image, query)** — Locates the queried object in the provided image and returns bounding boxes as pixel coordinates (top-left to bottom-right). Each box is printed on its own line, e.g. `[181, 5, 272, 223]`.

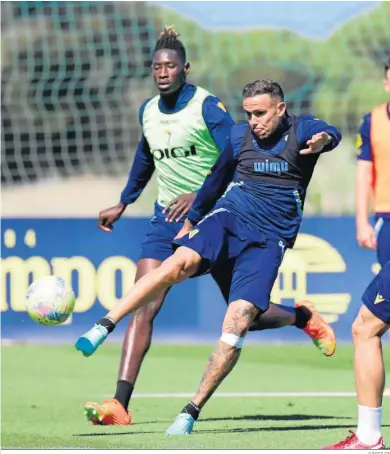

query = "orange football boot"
[84, 398, 132, 425]
[296, 300, 336, 357]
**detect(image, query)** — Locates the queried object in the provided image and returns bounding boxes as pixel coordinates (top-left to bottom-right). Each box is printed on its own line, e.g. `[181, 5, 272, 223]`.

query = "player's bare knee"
[158, 247, 201, 285]
[175, 246, 202, 276]
[352, 306, 388, 342]
[155, 258, 182, 286]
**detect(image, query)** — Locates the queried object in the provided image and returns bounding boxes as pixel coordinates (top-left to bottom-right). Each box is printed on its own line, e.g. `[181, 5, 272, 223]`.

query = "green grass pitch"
[2, 343, 390, 449]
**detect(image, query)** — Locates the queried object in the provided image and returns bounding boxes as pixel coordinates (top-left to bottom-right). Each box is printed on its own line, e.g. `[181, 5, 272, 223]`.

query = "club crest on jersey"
[356, 134, 363, 153]
[189, 229, 199, 239]
[217, 102, 226, 112]
[374, 293, 384, 305]
[164, 130, 172, 145]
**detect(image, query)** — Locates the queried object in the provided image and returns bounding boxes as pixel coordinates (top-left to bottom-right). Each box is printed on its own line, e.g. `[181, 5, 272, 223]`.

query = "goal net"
[2, 1, 389, 213]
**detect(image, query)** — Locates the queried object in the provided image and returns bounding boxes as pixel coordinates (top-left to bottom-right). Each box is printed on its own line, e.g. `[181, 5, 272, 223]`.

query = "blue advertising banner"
[1, 217, 382, 343]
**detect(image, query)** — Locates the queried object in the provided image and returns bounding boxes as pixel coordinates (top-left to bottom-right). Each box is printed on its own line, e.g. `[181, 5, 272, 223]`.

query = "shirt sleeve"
[202, 96, 235, 154]
[120, 134, 155, 205]
[356, 114, 372, 161]
[187, 137, 237, 224]
[297, 115, 342, 153]
[120, 99, 154, 205]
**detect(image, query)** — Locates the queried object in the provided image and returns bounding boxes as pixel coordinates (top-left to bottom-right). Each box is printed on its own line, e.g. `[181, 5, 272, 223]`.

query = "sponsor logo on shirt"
[152, 145, 197, 160]
[253, 159, 289, 174]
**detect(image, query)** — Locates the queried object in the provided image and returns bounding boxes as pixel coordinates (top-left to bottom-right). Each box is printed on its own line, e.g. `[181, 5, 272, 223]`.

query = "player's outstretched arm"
[300, 132, 333, 155]
[298, 116, 342, 155]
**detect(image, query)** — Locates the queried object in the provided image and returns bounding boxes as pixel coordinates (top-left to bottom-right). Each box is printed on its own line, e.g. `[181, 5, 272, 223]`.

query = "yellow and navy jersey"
[120, 84, 234, 207]
[357, 102, 390, 216]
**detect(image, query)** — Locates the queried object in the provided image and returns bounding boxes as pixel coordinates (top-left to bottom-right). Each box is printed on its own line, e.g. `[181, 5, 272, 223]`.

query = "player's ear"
[184, 61, 190, 75]
[384, 77, 390, 94]
[277, 101, 287, 117]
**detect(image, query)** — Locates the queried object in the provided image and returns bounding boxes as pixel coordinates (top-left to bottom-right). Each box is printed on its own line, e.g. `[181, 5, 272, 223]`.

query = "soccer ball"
[25, 275, 76, 326]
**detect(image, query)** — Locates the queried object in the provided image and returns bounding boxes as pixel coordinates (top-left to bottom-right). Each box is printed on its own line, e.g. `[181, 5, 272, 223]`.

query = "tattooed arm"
[191, 300, 259, 409]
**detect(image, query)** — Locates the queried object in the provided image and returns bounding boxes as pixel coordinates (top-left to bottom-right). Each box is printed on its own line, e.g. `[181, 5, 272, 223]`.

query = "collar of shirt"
[158, 83, 197, 114]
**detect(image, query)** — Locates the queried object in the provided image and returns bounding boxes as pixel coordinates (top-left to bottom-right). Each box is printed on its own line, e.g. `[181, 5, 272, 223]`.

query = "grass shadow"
[195, 424, 390, 435]
[202, 414, 352, 423]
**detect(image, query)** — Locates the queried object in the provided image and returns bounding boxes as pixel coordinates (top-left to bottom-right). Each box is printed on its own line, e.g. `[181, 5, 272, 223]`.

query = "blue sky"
[153, 1, 381, 39]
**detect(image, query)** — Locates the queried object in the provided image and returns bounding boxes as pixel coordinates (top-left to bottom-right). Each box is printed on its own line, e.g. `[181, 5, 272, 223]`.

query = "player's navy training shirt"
[120, 84, 235, 205]
[187, 114, 342, 247]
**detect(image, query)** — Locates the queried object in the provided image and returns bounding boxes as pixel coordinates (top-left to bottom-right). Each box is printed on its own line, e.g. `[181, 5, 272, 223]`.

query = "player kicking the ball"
[76, 78, 339, 433]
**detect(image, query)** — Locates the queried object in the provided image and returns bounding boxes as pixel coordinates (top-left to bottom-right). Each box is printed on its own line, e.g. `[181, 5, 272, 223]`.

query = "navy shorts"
[139, 203, 183, 262]
[139, 203, 232, 302]
[362, 261, 390, 324]
[375, 217, 390, 267]
[174, 208, 286, 312]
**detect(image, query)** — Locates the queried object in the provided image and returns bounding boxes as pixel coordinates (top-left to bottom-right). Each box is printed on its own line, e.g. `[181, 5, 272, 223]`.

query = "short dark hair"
[154, 26, 186, 63]
[242, 79, 284, 101]
[385, 57, 390, 74]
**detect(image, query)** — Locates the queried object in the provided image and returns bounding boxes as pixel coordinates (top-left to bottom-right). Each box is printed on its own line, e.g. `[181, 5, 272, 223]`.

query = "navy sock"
[294, 306, 312, 329]
[97, 317, 116, 334]
[114, 380, 134, 410]
[181, 401, 200, 420]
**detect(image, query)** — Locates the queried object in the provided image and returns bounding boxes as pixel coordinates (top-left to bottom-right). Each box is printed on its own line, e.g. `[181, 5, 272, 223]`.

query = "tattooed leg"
[165, 300, 260, 434]
[191, 300, 259, 409]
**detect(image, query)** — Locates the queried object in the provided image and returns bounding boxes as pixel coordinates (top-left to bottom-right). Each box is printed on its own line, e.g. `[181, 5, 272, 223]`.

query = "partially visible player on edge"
[323, 261, 390, 449]
[76, 79, 340, 434]
[323, 57, 390, 451]
[355, 58, 390, 267]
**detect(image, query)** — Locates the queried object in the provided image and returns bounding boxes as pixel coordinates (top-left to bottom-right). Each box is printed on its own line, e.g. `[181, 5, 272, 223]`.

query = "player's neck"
[160, 83, 187, 109]
[274, 113, 290, 137]
[254, 114, 290, 145]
